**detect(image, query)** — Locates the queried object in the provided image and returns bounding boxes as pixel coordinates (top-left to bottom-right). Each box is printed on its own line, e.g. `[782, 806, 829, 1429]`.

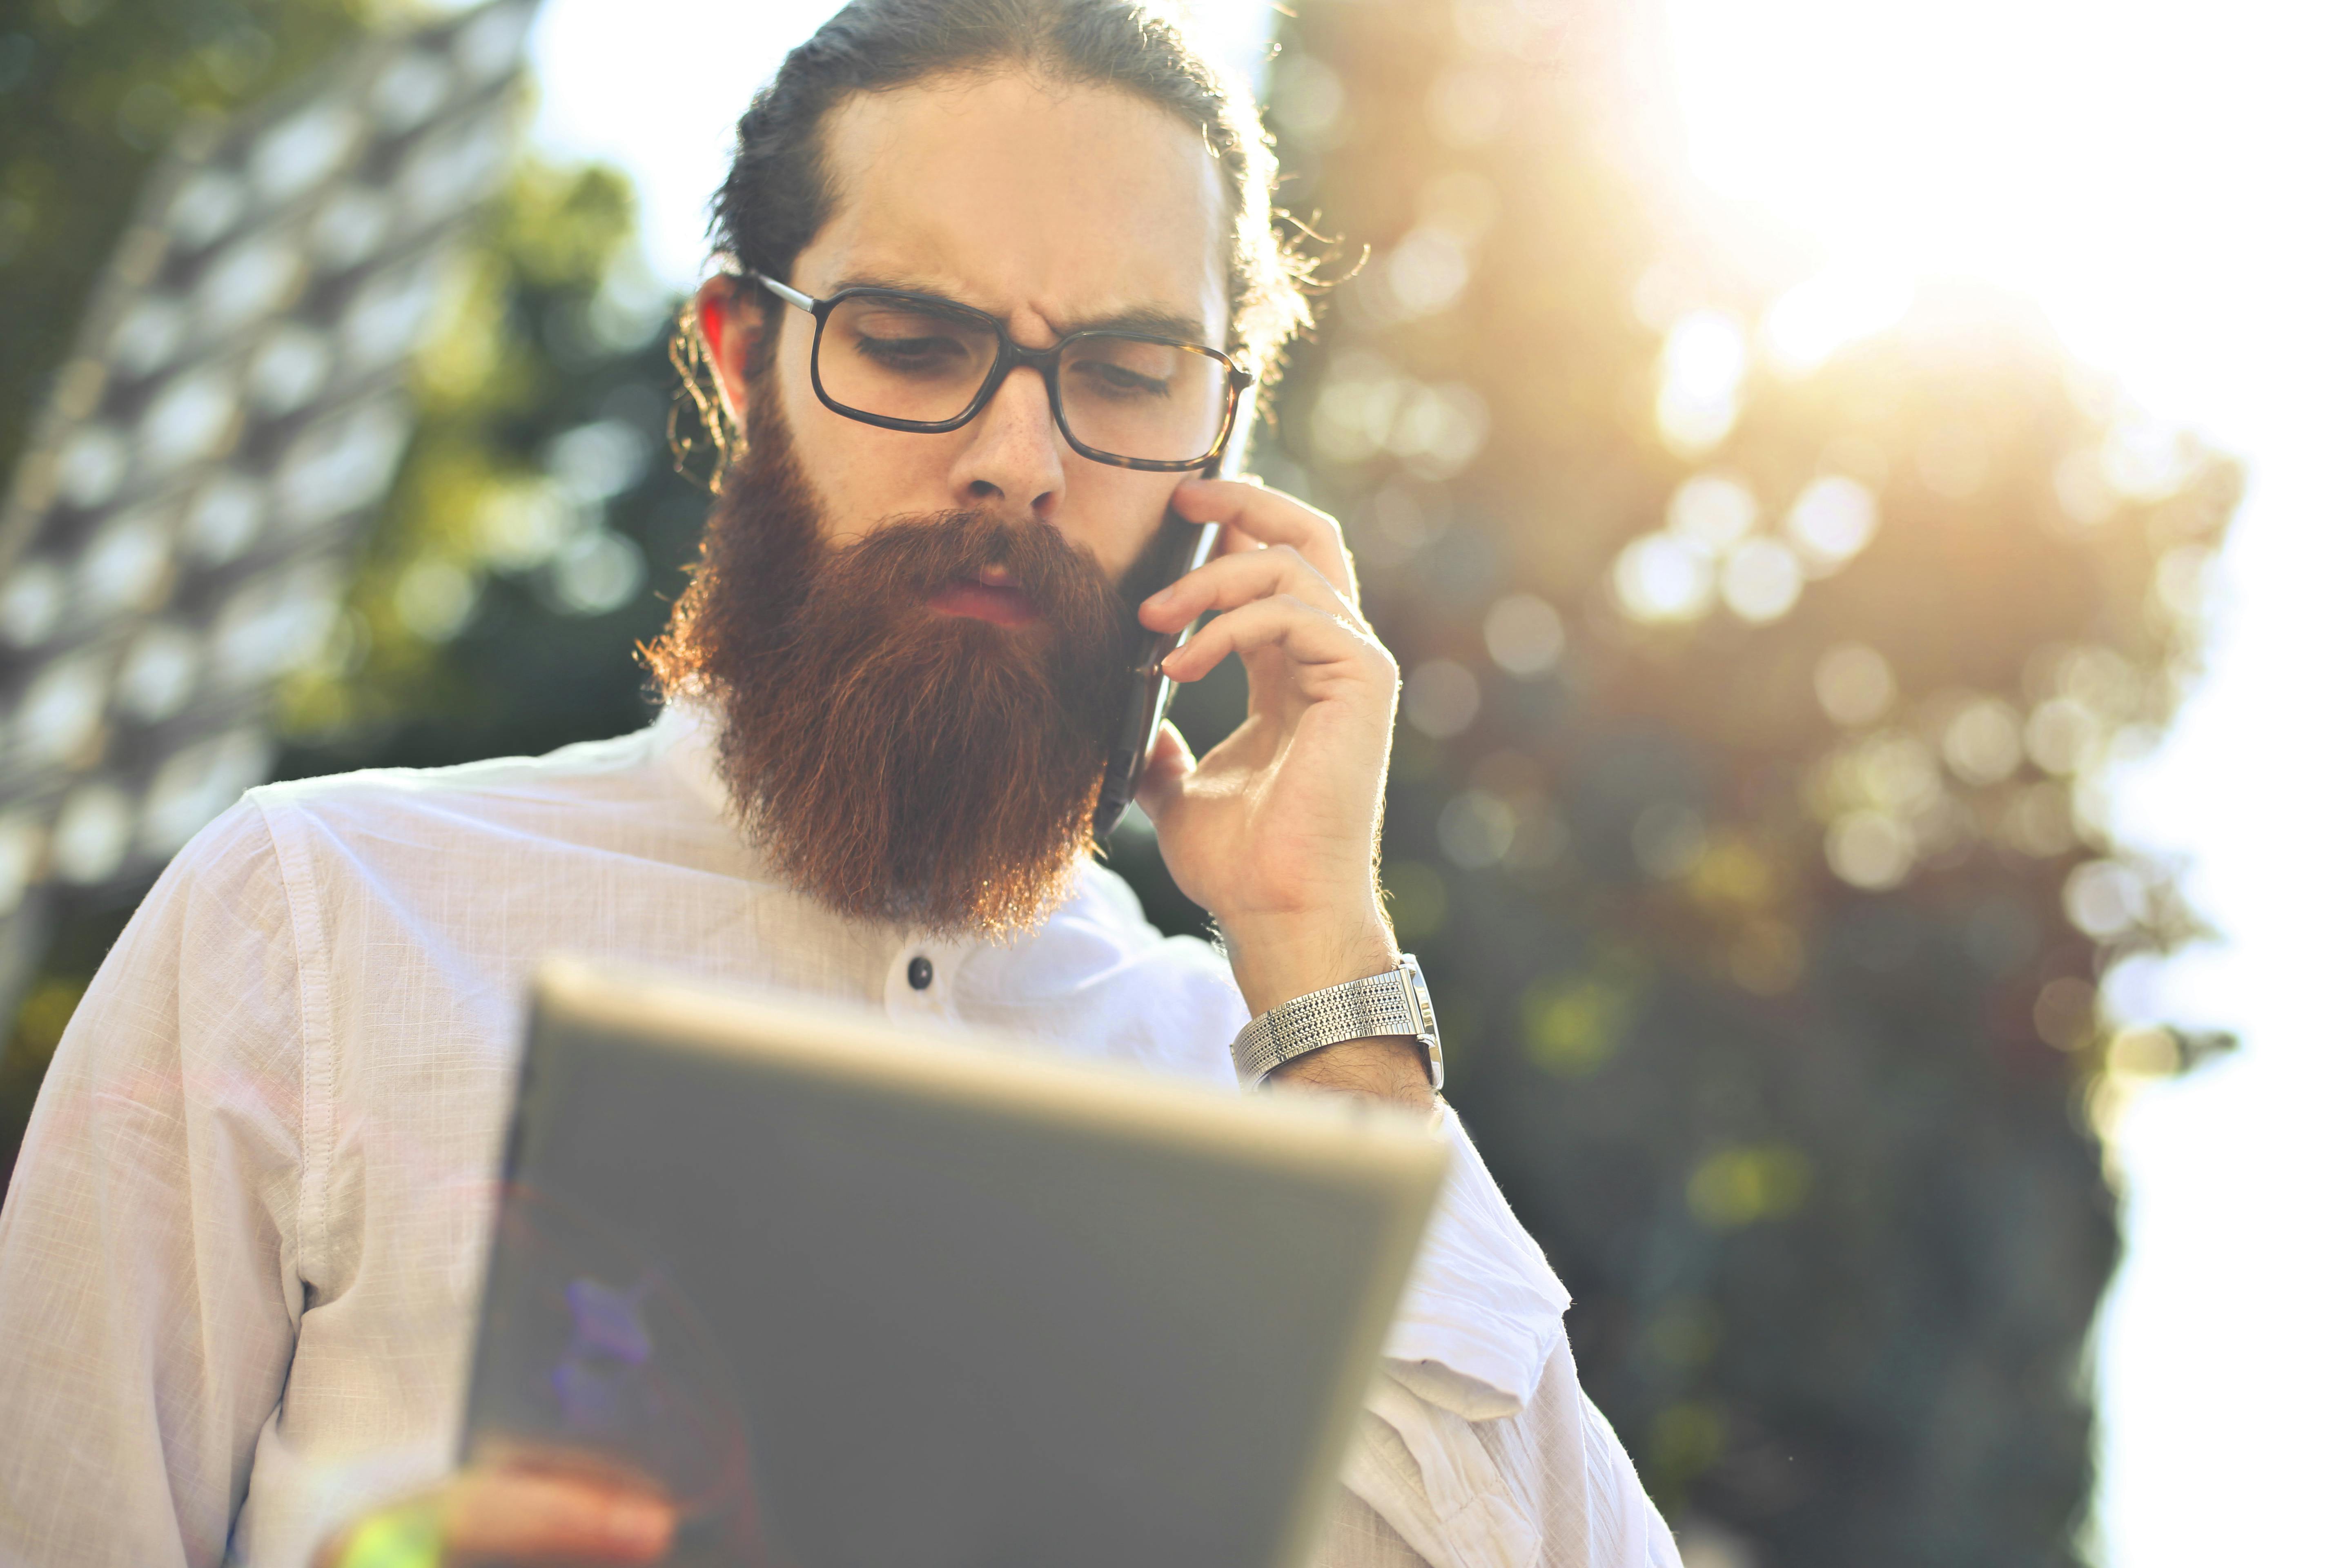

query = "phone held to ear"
[1092, 460, 1224, 843]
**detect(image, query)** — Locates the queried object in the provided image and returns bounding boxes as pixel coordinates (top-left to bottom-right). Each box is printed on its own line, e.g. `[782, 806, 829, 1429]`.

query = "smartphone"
[1092, 460, 1224, 843]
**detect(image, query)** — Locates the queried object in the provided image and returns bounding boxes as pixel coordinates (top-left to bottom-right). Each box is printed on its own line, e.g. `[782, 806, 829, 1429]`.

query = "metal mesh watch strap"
[1232, 956, 1442, 1089]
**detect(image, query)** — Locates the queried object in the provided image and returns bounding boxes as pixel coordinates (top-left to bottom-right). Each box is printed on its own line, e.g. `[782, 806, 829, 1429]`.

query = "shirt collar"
[650, 699, 732, 822]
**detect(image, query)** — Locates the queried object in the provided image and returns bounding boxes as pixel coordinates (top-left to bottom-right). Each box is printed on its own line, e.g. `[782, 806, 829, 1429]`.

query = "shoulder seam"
[249, 793, 330, 1301]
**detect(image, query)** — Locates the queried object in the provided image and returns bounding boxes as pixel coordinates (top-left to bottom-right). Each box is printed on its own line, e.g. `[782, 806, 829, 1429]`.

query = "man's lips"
[928, 578, 1039, 626]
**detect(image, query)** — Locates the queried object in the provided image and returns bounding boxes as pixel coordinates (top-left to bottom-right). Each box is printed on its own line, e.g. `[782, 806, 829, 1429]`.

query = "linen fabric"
[0, 705, 1680, 1568]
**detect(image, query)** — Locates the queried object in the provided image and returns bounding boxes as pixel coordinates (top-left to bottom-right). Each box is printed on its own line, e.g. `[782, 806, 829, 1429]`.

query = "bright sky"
[521, 1, 2352, 1561]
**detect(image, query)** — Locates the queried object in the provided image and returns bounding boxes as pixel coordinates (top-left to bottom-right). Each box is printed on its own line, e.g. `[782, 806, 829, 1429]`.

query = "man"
[0, 2, 1681, 1564]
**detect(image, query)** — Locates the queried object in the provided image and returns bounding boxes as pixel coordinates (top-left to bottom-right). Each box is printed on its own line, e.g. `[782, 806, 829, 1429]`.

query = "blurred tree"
[1139, 0, 2236, 1563]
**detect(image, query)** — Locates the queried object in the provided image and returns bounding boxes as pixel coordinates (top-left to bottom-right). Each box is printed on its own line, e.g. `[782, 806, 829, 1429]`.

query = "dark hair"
[706, 0, 1310, 379]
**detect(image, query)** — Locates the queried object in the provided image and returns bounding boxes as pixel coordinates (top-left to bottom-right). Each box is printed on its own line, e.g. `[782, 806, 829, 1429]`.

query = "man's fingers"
[441, 1470, 674, 1565]
[1161, 596, 1390, 685]
[1132, 720, 1196, 820]
[1139, 544, 1360, 635]
[1171, 479, 1359, 607]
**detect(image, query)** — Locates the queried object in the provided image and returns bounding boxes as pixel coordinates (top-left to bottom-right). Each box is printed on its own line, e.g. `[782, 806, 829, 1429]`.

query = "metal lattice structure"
[0, 0, 539, 1012]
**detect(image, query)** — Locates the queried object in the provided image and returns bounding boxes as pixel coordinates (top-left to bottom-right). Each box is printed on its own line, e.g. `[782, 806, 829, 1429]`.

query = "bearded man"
[0, 2, 1680, 1565]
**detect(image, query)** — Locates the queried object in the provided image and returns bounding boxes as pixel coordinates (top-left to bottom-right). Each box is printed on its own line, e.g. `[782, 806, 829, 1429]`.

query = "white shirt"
[0, 707, 1679, 1568]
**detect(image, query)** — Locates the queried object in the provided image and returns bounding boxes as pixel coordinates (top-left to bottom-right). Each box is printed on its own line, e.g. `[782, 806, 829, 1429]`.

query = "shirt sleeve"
[1323, 1341, 1682, 1568]
[1328, 1109, 1682, 1568]
[1385, 1107, 1574, 1411]
[0, 800, 309, 1568]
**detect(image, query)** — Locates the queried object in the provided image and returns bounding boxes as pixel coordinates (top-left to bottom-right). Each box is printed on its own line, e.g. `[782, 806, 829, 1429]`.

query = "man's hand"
[1133, 478, 1432, 1110]
[312, 1463, 674, 1568]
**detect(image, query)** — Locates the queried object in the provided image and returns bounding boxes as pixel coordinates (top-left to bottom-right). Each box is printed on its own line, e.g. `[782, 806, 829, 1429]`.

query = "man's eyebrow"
[829, 269, 970, 300]
[827, 272, 1209, 344]
[1068, 303, 1211, 342]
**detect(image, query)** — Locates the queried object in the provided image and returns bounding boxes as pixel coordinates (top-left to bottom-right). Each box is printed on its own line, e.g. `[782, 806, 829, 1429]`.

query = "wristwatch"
[1232, 955, 1444, 1091]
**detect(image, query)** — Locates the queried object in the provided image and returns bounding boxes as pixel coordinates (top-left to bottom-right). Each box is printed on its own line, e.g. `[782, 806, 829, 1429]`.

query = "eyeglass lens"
[815, 296, 1227, 464]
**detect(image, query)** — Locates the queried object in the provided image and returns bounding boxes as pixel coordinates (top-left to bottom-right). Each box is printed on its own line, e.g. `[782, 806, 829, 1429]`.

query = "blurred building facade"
[0, 0, 698, 1183]
[0, 0, 539, 1026]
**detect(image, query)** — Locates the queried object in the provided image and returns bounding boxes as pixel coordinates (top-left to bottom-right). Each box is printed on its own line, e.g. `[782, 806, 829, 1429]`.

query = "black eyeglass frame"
[749, 272, 1254, 473]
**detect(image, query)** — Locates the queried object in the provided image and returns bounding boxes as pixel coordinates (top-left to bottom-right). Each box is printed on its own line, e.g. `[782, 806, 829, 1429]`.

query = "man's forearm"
[1267, 1034, 1437, 1109]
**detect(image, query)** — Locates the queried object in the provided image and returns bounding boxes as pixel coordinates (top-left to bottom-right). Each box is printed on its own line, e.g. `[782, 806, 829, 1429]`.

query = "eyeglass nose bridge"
[964, 335, 1077, 445]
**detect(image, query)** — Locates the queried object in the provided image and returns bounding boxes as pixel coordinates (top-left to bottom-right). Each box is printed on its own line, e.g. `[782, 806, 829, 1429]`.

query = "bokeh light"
[1401, 657, 1481, 739]
[1653, 310, 1745, 456]
[1481, 593, 1564, 677]
[1813, 644, 1895, 728]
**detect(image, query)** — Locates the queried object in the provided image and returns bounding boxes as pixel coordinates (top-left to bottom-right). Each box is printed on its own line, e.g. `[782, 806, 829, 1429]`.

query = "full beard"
[646, 387, 1137, 939]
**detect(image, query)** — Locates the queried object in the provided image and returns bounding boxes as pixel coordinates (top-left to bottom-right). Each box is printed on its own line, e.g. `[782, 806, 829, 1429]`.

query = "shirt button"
[906, 956, 934, 991]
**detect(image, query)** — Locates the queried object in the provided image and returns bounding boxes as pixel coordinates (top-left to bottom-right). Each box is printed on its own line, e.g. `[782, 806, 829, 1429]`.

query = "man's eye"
[1069, 361, 1171, 400]
[858, 334, 968, 371]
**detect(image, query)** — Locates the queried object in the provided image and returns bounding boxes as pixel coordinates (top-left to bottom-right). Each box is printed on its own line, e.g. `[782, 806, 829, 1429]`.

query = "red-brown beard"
[646, 390, 1136, 938]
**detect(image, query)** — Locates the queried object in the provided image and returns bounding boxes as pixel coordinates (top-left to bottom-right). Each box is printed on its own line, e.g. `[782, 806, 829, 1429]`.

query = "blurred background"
[0, 0, 2343, 1564]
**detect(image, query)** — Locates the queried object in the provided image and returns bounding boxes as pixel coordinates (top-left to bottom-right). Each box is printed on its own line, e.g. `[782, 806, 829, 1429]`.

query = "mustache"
[742, 506, 1161, 662]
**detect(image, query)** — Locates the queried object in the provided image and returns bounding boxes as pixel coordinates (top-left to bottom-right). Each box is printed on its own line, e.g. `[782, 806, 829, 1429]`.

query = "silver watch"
[1232, 955, 1443, 1090]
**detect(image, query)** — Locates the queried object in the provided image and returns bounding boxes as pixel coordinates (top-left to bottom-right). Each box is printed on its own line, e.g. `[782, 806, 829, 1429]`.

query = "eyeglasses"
[750, 273, 1253, 472]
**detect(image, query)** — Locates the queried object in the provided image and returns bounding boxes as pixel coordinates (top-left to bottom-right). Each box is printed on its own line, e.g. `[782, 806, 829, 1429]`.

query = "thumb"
[1133, 720, 1196, 822]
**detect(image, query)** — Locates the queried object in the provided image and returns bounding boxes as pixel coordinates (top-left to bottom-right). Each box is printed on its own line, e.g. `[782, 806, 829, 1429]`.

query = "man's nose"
[947, 363, 1066, 522]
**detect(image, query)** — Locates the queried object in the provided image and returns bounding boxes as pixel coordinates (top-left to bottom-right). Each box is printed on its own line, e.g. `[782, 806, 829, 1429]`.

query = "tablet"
[461, 957, 1448, 1568]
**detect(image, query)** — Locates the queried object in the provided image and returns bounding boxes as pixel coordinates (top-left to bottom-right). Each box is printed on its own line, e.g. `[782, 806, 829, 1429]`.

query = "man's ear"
[693, 275, 760, 429]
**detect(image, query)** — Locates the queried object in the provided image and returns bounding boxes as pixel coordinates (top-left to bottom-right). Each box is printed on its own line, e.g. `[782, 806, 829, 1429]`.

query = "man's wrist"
[1220, 907, 1437, 1109]
[1218, 904, 1399, 1019]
